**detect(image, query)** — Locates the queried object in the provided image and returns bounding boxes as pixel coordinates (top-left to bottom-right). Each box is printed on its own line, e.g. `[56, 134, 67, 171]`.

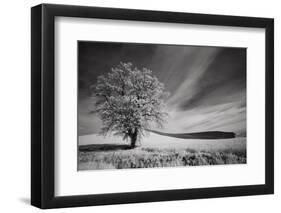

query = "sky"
[78, 41, 246, 136]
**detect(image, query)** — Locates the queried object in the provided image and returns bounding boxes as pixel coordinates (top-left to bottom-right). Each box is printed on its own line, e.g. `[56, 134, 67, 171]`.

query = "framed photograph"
[31, 4, 274, 209]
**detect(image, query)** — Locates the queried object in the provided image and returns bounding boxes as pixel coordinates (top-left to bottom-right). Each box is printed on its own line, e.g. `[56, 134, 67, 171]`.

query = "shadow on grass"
[79, 144, 132, 152]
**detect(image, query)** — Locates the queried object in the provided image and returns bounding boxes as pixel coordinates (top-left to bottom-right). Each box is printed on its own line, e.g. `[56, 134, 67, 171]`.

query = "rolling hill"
[147, 129, 235, 139]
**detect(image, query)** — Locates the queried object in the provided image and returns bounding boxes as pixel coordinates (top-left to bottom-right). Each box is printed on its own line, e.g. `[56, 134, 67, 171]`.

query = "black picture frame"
[31, 3, 274, 209]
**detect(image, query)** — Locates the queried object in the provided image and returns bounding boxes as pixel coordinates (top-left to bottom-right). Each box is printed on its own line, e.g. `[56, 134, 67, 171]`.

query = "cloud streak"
[166, 47, 221, 109]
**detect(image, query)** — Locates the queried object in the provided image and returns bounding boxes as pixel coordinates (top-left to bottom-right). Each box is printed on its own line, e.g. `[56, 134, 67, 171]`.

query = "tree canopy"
[92, 62, 168, 148]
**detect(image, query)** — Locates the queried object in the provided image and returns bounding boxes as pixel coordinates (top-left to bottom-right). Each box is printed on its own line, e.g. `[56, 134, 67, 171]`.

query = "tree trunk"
[129, 128, 138, 148]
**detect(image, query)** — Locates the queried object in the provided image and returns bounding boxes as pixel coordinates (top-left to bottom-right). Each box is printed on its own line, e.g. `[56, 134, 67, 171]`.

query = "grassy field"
[78, 133, 246, 170]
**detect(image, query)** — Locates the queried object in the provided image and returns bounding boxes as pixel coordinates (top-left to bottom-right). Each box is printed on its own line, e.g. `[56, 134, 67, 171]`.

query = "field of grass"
[78, 133, 246, 170]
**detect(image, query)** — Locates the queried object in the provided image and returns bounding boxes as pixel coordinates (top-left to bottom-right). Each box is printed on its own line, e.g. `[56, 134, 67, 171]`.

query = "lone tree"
[92, 62, 168, 148]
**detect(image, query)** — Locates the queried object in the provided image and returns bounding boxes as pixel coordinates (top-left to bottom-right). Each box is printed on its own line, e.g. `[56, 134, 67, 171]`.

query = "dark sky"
[78, 41, 246, 136]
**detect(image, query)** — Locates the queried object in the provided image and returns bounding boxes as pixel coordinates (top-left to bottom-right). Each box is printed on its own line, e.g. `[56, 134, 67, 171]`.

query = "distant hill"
[147, 130, 236, 139]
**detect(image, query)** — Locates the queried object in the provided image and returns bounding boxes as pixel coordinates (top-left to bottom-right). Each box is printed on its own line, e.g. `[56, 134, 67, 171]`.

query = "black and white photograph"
[78, 41, 246, 171]
[29, 3, 274, 209]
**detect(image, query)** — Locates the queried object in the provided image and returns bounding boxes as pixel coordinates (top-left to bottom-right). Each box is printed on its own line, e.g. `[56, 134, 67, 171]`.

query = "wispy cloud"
[166, 47, 221, 109]
[160, 100, 246, 135]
